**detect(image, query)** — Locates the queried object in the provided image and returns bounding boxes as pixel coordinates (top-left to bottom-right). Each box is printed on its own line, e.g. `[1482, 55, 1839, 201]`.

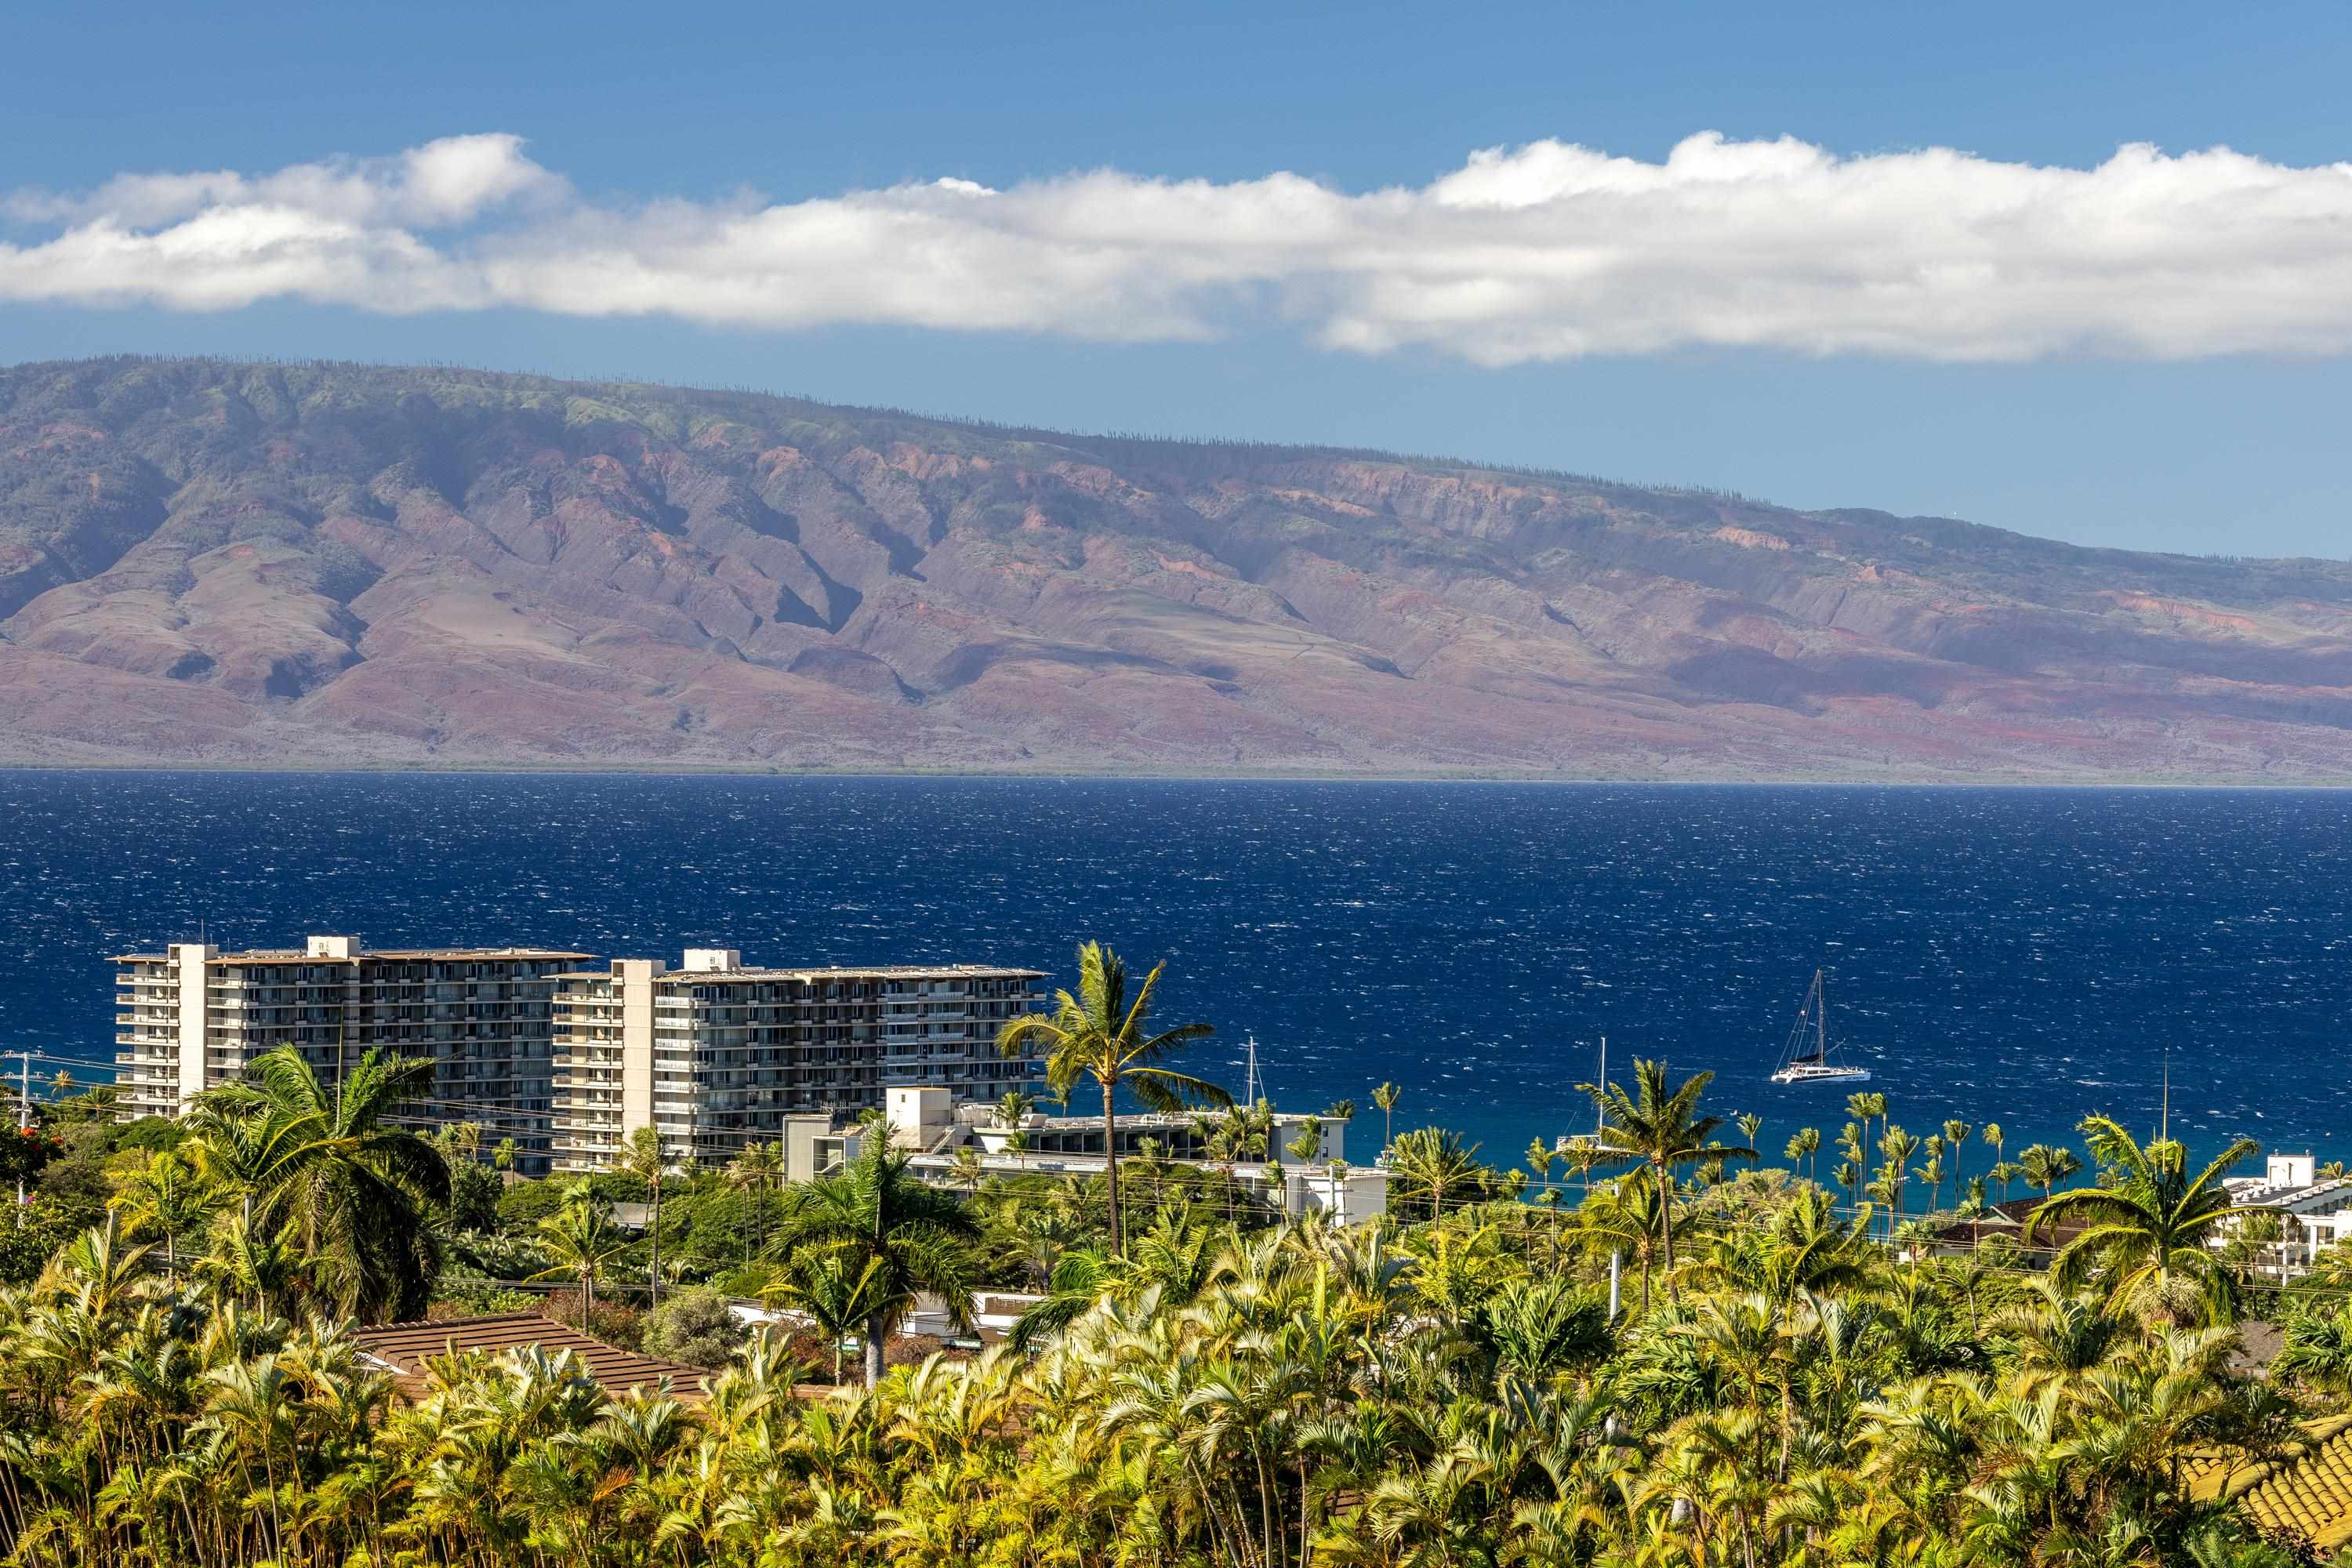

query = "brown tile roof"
[353, 1312, 708, 1403]
[2185, 1414, 2352, 1552]
[1933, 1196, 2094, 1250]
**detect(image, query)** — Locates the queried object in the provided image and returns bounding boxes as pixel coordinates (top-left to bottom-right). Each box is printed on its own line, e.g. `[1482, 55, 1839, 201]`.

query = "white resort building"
[776, 1085, 1392, 1226]
[112, 935, 590, 1171]
[549, 950, 1048, 1172]
[2219, 1152, 2352, 1278]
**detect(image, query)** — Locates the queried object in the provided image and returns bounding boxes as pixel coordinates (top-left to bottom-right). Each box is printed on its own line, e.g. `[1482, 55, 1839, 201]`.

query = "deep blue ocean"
[3, 772, 2349, 1173]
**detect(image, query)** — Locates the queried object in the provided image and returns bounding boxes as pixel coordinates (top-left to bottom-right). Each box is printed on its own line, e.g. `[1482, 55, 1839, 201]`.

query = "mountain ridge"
[4, 354, 2349, 782]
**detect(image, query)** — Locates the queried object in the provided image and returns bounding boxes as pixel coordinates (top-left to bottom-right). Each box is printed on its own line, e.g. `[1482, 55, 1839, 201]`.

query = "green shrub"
[642, 1287, 749, 1369]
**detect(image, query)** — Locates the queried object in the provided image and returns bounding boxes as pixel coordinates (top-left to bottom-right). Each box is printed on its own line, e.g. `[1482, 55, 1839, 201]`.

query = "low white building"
[779, 1085, 1391, 1226]
[2219, 1153, 2352, 1277]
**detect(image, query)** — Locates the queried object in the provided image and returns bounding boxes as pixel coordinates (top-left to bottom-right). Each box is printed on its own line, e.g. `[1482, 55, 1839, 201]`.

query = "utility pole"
[14, 1049, 30, 1216]
[1599, 1036, 1621, 1321]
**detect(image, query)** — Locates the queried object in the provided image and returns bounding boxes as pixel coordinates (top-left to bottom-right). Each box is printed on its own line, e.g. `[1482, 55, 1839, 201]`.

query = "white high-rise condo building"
[550, 950, 1047, 1172]
[114, 935, 591, 1171]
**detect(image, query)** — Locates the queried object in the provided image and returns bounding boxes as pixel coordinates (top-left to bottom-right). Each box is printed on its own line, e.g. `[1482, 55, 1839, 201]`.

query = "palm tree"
[2027, 1116, 2256, 1323]
[728, 1141, 783, 1256]
[1989, 1159, 2024, 1201]
[1526, 1137, 1556, 1205]
[768, 1134, 982, 1387]
[1387, 1127, 1487, 1221]
[996, 940, 1227, 1253]
[2018, 1142, 2082, 1203]
[532, 1185, 632, 1319]
[197, 1206, 301, 1316]
[1582, 1058, 1755, 1295]
[948, 1145, 984, 1200]
[1846, 1091, 1886, 1195]
[1942, 1118, 1973, 1192]
[621, 1124, 668, 1308]
[108, 1148, 213, 1272]
[1285, 1115, 1325, 1166]
[1785, 1127, 1821, 1185]
[764, 1247, 893, 1383]
[1372, 1081, 1401, 1152]
[2273, 1299, 2352, 1396]
[1579, 1169, 1675, 1312]
[1918, 1133, 1946, 1211]
[1873, 1124, 1918, 1236]
[199, 1045, 450, 1323]
[493, 1137, 519, 1180]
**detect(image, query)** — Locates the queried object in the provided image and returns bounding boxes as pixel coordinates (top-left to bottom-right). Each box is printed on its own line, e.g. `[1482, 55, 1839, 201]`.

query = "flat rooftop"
[553, 962, 1047, 982]
[118, 947, 596, 965]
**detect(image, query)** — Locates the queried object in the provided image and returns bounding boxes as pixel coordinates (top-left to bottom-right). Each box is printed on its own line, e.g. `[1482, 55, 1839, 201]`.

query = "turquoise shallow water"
[3, 772, 2349, 1171]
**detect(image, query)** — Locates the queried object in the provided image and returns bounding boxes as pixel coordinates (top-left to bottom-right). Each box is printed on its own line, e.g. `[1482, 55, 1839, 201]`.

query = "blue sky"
[6, 0, 2351, 557]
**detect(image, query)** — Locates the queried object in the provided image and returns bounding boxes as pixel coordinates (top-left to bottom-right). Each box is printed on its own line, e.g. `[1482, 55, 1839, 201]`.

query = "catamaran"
[1769, 967, 1873, 1085]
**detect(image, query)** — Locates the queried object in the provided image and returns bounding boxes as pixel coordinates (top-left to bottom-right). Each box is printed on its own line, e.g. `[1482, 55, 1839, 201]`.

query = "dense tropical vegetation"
[2, 1022, 2349, 1566]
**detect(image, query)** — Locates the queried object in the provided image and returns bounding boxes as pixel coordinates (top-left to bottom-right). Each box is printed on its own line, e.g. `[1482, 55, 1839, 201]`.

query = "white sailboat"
[1769, 967, 1873, 1085]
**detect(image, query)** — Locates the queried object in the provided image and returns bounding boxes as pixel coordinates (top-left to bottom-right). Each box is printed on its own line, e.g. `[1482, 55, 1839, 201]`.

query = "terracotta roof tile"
[353, 1312, 708, 1403]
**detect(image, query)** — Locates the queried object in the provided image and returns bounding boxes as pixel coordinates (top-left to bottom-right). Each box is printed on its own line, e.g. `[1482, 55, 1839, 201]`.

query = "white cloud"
[7, 131, 2352, 363]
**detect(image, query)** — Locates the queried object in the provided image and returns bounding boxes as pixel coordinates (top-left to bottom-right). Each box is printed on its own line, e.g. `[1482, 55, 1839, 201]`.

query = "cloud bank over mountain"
[9, 132, 2352, 363]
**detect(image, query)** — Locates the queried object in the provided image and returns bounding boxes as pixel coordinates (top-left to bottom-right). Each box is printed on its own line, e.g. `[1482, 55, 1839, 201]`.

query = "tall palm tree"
[2018, 1143, 2083, 1203]
[181, 1075, 316, 1227]
[1387, 1127, 1486, 1221]
[1942, 1118, 1973, 1192]
[1879, 1126, 1918, 1218]
[1846, 1091, 1886, 1196]
[1579, 1169, 1675, 1312]
[2027, 1116, 2256, 1323]
[108, 1149, 214, 1272]
[728, 1140, 784, 1257]
[1372, 1081, 1401, 1153]
[1525, 1137, 1556, 1204]
[199, 1045, 450, 1323]
[1785, 1127, 1821, 1185]
[764, 1247, 893, 1383]
[1582, 1059, 1755, 1295]
[768, 1134, 982, 1387]
[996, 941, 1227, 1253]
[531, 1185, 632, 1319]
[621, 1124, 668, 1308]
[949, 1145, 984, 1200]
[1983, 1120, 2005, 1174]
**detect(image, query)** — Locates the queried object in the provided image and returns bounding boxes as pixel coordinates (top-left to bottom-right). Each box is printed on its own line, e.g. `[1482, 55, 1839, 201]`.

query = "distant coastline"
[3, 760, 2350, 788]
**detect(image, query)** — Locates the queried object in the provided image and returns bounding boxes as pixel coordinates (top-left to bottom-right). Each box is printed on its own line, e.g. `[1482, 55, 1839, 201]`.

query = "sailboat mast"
[1815, 969, 1828, 1064]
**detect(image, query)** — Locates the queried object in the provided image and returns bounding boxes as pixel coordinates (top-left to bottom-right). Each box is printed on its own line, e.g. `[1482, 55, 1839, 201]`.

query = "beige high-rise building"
[114, 935, 591, 1170]
[550, 950, 1047, 1171]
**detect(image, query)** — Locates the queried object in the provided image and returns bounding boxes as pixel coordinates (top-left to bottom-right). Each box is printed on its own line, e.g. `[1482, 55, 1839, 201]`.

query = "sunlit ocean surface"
[2, 773, 2349, 1169]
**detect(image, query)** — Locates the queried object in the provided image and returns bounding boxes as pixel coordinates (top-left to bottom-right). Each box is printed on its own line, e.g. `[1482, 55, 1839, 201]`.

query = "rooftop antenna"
[2160, 1044, 2170, 1144]
[1243, 1033, 1261, 1108]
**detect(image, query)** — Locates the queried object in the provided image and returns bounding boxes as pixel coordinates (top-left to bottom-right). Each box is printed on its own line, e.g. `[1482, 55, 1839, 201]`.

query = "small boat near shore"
[1769, 967, 1873, 1085]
